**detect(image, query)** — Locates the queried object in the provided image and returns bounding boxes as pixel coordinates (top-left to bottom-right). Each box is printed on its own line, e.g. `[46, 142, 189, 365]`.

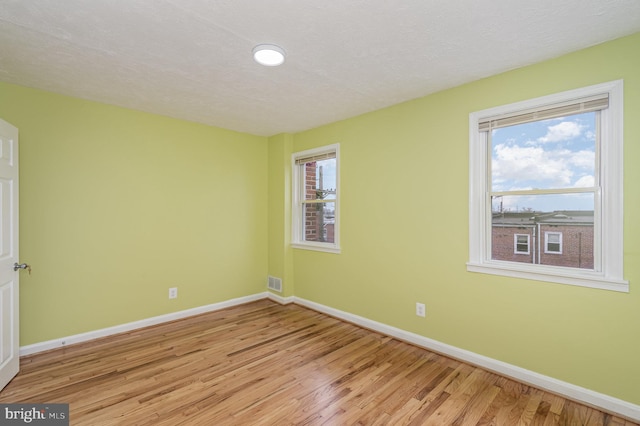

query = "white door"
[0, 119, 20, 390]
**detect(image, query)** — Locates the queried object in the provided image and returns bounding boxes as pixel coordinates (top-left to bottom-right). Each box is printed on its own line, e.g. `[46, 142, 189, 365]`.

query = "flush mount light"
[252, 44, 286, 66]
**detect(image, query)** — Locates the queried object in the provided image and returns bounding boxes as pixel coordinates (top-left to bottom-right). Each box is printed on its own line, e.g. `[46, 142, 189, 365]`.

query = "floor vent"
[268, 276, 282, 293]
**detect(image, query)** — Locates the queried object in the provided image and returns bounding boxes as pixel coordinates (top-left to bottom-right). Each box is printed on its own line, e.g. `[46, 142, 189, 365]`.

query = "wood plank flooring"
[0, 300, 636, 425]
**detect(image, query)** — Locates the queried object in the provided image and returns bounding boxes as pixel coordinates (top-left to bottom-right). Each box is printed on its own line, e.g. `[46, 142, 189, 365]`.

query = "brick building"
[491, 211, 594, 269]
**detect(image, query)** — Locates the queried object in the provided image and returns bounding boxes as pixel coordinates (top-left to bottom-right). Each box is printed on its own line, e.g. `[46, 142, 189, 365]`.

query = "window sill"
[466, 261, 629, 293]
[291, 242, 341, 254]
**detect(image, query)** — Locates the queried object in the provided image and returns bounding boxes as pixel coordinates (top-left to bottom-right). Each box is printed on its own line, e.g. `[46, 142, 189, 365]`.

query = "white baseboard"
[292, 297, 640, 422]
[19, 292, 269, 356]
[19, 292, 640, 422]
[266, 291, 295, 305]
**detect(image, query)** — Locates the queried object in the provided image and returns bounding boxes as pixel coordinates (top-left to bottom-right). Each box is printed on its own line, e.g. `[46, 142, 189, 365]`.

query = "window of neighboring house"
[291, 144, 340, 253]
[545, 232, 562, 254]
[468, 80, 628, 292]
[514, 234, 530, 254]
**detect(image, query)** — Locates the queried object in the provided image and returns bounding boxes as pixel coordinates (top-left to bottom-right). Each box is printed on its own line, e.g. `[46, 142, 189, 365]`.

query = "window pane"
[303, 201, 335, 243]
[303, 158, 336, 201]
[491, 112, 596, 191]
[515, 235, 529, 253]
[548, 233, 560, 244]
[547, 243, 561, 252]
[492, 194, 594, 269]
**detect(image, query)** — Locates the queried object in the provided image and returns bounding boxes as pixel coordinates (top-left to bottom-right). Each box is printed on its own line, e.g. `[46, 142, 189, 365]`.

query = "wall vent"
[267, 276, 282, 293]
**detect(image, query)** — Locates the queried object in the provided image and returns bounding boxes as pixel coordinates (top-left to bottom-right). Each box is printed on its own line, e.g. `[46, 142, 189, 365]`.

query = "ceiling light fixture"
[252, 44, 286, 67]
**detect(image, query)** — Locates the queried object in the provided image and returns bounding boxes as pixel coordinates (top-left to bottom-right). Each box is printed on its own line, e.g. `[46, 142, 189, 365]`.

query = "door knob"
[13, 263, 31, 274]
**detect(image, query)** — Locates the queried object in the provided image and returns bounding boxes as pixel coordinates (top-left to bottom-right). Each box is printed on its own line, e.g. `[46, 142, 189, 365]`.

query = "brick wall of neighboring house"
[492, 226, 535, 264]
[492, 221, 594, 269]
[304, 162, 320, 241]
[539, 224, 594, 269]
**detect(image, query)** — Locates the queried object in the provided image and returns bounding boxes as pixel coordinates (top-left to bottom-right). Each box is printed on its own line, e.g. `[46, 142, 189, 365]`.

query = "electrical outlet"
[169, 287, 178, 299]
[416, 302, 426, 317]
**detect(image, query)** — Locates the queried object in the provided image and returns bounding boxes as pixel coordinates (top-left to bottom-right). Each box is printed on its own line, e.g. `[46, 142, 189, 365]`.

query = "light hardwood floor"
[0, 300, 636, 425]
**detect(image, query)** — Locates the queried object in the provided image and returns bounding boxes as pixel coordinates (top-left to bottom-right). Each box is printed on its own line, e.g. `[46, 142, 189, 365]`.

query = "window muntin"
[468, 80, 627, 292]
[292, 144, 340, 253]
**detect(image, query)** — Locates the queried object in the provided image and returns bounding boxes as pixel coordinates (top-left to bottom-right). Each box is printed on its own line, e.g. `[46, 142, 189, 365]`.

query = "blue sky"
[491, 111, 595, 212]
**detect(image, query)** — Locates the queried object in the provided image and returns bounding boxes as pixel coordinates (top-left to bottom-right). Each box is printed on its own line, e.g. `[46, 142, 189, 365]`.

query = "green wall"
[267, 133, 294, 297]
[287, 32, 640, 405]
[0, 83, 268, 345]
[1, 31, 638, 407]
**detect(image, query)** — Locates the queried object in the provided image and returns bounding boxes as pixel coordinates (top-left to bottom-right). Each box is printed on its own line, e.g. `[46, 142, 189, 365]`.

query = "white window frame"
[291, 144, 340, 254]
[468, 80, 628, 292]
[514, 234, 530, 255]
[544, 232, 563, 254]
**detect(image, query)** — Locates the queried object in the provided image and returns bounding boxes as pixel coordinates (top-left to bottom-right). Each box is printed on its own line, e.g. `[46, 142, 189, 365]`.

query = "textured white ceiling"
[1, 1, 639, 136]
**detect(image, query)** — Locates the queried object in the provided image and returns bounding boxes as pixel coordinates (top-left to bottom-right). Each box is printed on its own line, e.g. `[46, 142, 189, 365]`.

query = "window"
[545, 232, 562, 254]
[514, 234, 530, 254]
[292, 144, 340, 253]
[468, 80, 628, 292]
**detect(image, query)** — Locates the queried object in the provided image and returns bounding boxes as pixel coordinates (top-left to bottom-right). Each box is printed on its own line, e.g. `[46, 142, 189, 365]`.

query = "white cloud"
[574, 175, 594, 188]
[493, 144, 573, 187]
[568, 149, 595, 168]
[493, 143, 595, 190]
[537, 121, 583, 143]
